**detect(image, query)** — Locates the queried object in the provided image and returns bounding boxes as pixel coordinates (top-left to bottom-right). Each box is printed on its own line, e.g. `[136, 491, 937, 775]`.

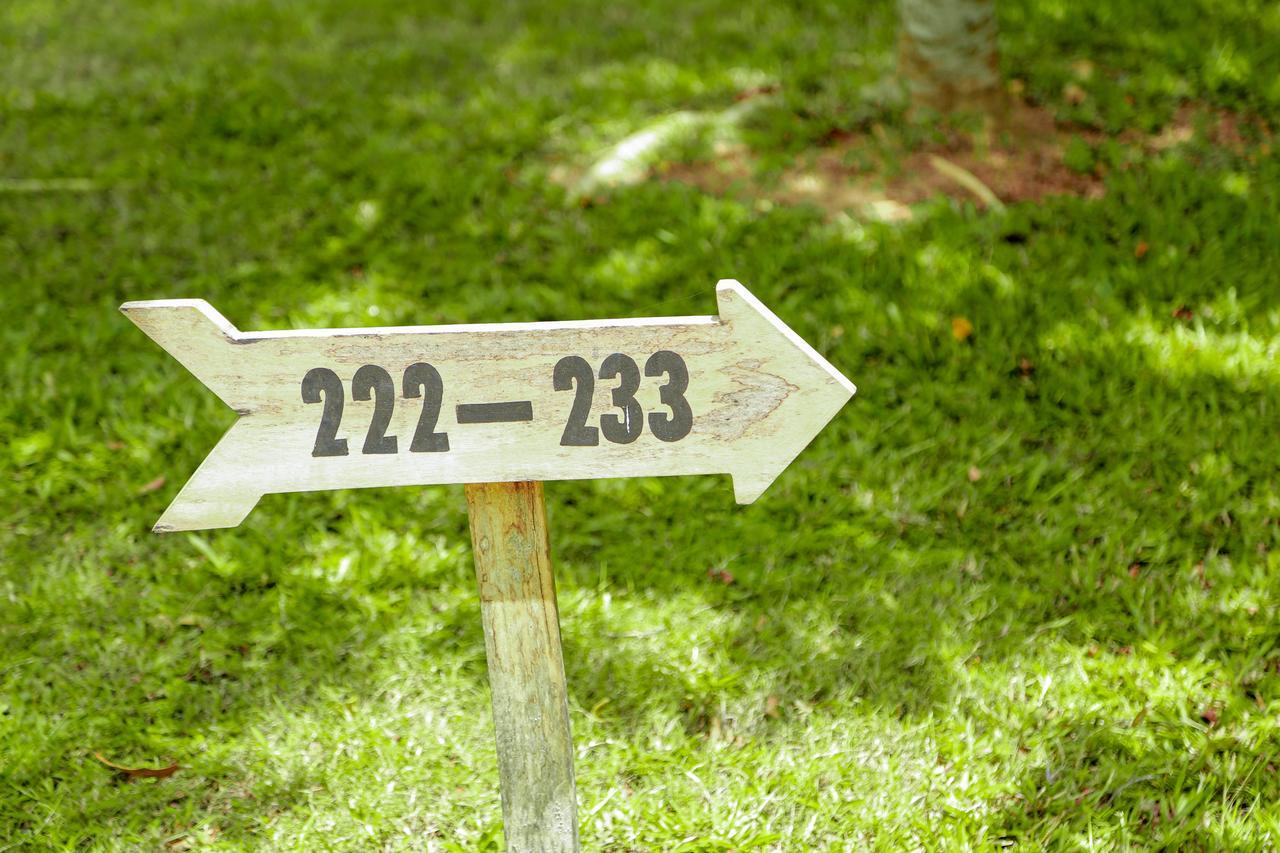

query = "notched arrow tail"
[121, 299, 266, 531]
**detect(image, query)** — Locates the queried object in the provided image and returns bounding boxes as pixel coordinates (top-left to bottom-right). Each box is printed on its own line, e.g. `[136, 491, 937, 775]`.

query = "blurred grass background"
[2, 0, 1279, 848]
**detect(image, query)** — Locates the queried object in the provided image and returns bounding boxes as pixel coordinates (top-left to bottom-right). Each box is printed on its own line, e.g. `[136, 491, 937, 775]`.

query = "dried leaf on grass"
[138, 476, 166, 494]
[706, 567, 735, 585]
[93, 752, 180, 780]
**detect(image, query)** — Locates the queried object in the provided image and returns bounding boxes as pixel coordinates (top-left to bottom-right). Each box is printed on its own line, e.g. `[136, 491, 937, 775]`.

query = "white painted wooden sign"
[122, 280, 855, 532]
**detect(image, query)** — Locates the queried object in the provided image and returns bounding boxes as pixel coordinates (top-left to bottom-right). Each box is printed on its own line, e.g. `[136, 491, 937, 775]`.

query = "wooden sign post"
[466, 481, 578, 850]
[122, 280, 855, 851]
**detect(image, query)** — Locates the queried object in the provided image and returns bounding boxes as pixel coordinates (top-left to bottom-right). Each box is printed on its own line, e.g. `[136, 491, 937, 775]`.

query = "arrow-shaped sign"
[121, 280, 855, 532]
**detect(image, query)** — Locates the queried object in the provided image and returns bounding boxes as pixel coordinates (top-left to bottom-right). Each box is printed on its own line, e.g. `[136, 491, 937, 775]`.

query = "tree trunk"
[897, 0, 1001, 114]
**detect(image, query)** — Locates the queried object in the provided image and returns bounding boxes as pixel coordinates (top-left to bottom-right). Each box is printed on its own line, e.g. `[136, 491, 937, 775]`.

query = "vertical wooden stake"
[465, 481, 580, 852]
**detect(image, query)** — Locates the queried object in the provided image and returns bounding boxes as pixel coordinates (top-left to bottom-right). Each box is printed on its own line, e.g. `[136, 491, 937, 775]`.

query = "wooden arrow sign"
[121, 280, 855, 532]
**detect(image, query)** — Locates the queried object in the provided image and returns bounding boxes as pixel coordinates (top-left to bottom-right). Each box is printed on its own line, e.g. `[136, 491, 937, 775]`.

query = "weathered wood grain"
[466, 481, 578, 853]
[122, 281, 856, 532]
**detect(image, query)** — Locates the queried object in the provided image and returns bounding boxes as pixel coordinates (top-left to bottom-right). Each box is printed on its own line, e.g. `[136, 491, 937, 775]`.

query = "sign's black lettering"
[644, 351, 693, 442]
[456, 401, 534, 424]
[553, 351, 694, 446]
[352, 365, 398, 454]
[301, 367, 349, 457]
[404, 362, 450, 452]
[599, 353, 643, 444]
[553, 356, 599, 446]
[304, 351, 694, 457]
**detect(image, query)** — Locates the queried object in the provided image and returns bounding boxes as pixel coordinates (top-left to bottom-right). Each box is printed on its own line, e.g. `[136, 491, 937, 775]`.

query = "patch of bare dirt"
[1142, 102, 1273, 154]
[657, 99, 1272, 221]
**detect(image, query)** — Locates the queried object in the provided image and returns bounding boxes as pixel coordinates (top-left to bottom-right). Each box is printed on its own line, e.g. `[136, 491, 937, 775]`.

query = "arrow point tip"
[835, 375, 858, 401]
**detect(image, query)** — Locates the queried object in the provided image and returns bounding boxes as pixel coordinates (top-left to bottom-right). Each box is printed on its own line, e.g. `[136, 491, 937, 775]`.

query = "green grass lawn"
[3, 0, 1280, 848]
